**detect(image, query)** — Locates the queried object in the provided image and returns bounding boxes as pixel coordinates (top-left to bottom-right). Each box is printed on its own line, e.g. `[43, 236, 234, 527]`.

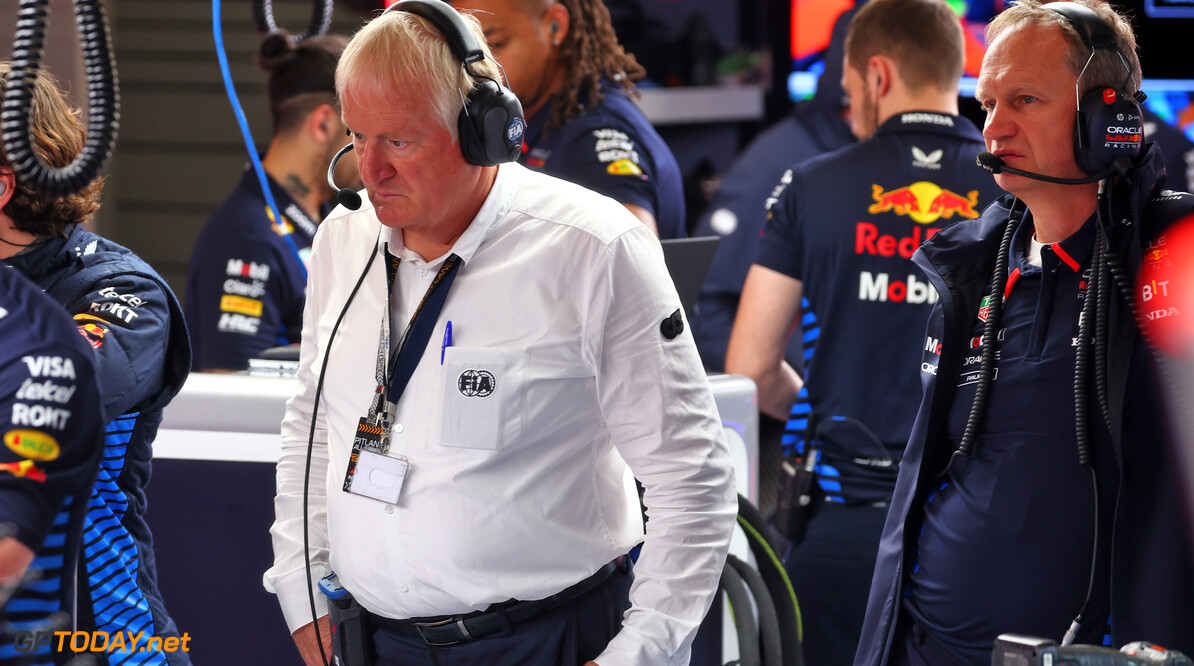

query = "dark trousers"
[888, 611, 975, 666]
[372, 564, 633, 666]
[784, 501, 890, 666]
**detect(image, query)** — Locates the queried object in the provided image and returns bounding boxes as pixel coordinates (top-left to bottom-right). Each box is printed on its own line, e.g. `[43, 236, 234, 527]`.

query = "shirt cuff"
[264, 563, 332, 633]
[594, 624, 683, 666]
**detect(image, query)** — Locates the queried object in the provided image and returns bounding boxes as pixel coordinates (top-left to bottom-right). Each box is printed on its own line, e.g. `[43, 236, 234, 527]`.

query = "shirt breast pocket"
[440, 347, 524, 450]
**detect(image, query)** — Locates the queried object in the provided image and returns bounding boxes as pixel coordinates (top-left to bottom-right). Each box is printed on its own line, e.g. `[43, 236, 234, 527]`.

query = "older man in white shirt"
[263, 3, 736, 665]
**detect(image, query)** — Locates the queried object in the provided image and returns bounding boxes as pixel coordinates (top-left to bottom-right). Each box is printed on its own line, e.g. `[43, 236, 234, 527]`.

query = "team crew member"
[0, 267, 103, 666]
[452, 0, 686, 238]
[856, 2, 1194, 663]
[725, 1, 1002, 663]
[264, 4, 735, 665]
[692, 7, 856, 373]
[186, 31, 353, 371]
[0, 62, 193, 665]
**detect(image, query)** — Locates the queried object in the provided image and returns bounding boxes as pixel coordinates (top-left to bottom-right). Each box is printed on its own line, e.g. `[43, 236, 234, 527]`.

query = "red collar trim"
[1051, 243, 1081, 272]
[1004, 267, 1021, 300]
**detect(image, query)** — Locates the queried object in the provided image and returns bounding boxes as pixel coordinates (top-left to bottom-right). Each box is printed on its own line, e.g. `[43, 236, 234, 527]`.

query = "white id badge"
[348, 450, 410, 504]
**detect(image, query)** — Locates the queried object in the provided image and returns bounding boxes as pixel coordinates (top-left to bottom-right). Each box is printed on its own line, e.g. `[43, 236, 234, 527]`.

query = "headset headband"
[1046, 1, 1117, 51]
[1046, 1, 1135, 93]
[1045, 1, 1143, 175]
[377, 0, 525, 166]
[384, 0, 485, 66]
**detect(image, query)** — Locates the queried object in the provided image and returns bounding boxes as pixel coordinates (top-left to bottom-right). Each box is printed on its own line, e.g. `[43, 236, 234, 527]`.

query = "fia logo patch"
[506, 117, 525, 144]
[458, 369, 496, 398]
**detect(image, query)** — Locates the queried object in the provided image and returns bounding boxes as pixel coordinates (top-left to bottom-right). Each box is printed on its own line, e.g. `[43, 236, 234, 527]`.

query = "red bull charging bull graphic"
[868, 181, 981, 223]
[855, 181, 980, 304]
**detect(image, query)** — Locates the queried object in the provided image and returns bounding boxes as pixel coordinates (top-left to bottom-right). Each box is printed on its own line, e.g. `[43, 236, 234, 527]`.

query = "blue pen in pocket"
[441, 320, 453, 365]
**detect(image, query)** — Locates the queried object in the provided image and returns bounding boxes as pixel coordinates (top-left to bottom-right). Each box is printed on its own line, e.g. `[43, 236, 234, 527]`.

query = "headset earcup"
[1074, 86, 1143, 175]
[457, 80, 526, 166]
[457, 98, 488, 166]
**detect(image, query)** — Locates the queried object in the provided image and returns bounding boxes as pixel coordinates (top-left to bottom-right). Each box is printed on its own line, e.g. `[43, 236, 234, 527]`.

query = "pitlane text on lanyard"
[341, 248, 463, 504]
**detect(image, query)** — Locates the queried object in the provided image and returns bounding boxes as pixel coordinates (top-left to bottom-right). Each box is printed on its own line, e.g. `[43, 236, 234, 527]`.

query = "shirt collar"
[239, 168, 320, 242]
[3, 226, 76, 281]
[874, 111, 982, 141]
[386, 163, 521, 267]
[1012, 209, 1096, 274]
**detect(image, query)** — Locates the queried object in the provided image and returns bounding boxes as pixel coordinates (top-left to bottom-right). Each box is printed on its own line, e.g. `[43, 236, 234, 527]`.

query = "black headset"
[385, 0, 525, 166]
[1047, 1, 1144, 177]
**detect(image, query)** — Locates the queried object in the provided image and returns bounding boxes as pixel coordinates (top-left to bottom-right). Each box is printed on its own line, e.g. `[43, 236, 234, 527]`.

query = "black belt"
[370, 558, 624, 646]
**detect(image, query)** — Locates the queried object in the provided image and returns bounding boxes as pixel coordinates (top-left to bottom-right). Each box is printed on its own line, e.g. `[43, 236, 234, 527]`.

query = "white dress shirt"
[264, 162, 736, 665]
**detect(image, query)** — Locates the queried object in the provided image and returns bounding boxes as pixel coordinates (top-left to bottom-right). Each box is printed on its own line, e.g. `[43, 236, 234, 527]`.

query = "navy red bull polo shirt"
[186, 168, 326, 371]
[521, 79, 686, 239]
[756, 111, 1003, 505]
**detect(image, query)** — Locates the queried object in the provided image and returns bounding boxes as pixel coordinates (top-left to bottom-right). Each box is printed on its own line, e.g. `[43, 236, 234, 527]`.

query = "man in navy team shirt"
[186, 31, 353, 371]
[451, 0, 685, 239]
[0, 267, 103, 666]
[725, 1, 1002, 663]
[856, 1, 1194, 664]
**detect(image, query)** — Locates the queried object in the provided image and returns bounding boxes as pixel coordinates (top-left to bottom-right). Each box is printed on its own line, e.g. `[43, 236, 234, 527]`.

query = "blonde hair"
[987, 0, 1141, 95]
[336, 8, 502, 138]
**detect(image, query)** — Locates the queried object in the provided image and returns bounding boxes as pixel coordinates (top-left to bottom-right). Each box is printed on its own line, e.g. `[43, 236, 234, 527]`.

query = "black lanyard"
[367, 246, 462, 421]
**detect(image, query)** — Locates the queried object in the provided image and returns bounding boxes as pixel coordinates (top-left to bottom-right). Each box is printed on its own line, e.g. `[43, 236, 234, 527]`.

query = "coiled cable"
[943, 198, 1021, 475]
[1, 0, 119, 196]
[253, 0, 334, 43]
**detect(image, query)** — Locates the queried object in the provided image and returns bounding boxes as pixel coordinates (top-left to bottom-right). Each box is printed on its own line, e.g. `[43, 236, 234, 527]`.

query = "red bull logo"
[868, 182, 981, 223]
[928, 190, 980, 219]
[856, 223, 940, 258]
[263, 206, 295, 238]
[868, 185, 920, 216]
[1145, 247, 1169, 263]
[73, 314, 109, 349]
[0, 459, 47, 482]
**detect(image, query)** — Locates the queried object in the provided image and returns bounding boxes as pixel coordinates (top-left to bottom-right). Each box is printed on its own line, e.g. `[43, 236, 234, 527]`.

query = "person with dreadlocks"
[452, 0, 685, 238]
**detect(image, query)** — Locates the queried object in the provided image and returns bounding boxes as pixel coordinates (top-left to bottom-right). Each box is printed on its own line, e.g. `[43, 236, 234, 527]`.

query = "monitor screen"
[787, 0, 1002, 102]
[1140, 79, 1194, 142]
[787, 0, 1194, 142]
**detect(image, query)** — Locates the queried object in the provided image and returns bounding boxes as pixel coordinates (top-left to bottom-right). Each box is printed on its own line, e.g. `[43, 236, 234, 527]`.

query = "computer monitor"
[661, 237, 721, 317]
[787, 0, 1194, 143]
[787, 0, 999, 103]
